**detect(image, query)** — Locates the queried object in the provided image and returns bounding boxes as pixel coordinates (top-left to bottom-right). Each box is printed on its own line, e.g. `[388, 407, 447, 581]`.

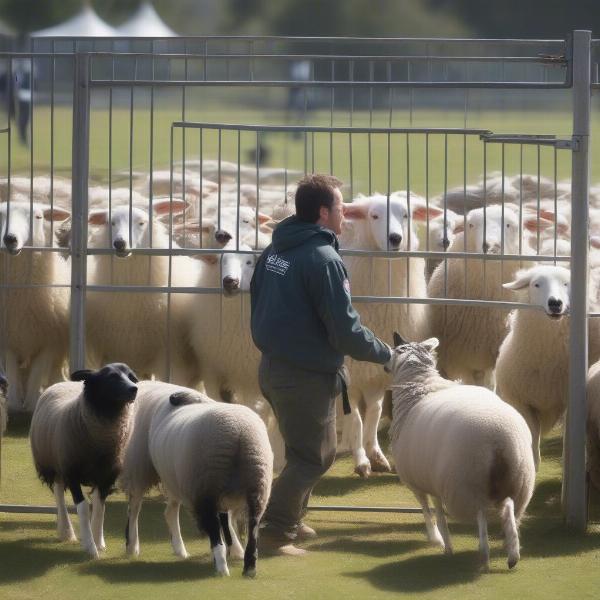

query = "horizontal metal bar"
[0, 283, 70, 290]
[0, 246, 66, 253]
[86, 284, 223, 294]
[351, 296, 539, 310]
[0, 127, 10, 134]
[174, 122, 493, 135]
[307, 505, 423, 514]
[481, 133, 575, 148]
[29, 35, 567, 43]
[86, 52, 564, 63]
[90, 79, 570, 89]
[0, 504, 76, 515]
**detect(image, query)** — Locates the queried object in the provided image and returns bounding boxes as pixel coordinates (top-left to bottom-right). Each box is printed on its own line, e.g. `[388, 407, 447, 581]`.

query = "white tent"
[116, 3, 177, 37]
[33, 5, 118, 37]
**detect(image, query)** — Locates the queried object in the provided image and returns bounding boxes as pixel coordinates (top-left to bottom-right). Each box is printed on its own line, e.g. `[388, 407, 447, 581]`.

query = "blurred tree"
[0, 0, 81, 33]
[430, 0, 600, 38]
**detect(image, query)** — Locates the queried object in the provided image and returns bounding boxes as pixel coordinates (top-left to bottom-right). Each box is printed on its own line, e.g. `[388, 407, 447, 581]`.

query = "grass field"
[1, 417, 600, 600]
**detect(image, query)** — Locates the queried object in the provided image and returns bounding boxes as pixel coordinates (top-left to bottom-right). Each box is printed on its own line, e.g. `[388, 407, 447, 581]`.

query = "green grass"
[2, 418, 600, 600]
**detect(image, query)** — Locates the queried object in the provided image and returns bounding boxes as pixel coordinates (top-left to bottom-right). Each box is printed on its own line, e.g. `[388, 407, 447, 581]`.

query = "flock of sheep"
[3, 163, 600, 574]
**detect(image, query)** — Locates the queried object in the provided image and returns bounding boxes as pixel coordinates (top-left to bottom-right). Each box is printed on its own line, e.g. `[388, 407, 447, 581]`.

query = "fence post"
[564, 29, 591, 531]
[69, 52, 90, 373]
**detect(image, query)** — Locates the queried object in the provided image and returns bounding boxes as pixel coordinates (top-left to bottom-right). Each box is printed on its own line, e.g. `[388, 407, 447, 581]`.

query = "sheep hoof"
[508, 556, 519, 569]
[86, 546, 100, 560]
[479, 562, 490, 574]
[354, 463, 371, 478]
[444, 546, 453, 556]
[368, 453, 392, 473]
[174, 548, 189, 559]
[229, 544, 245, 561]
[126, 544, 140, 557]
[243, 567, 257, 578]
[59, 530, 77, 543]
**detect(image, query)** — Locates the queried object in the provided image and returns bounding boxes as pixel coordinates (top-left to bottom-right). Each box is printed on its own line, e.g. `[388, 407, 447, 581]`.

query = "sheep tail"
[500, 497, 520, 569]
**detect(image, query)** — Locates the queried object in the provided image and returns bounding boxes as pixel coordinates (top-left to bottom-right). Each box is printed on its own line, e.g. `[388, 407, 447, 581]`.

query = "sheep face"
[71, 363, 139, 419]
[88, 199, 188, 258]
[503, 265, 570, 319]
[427, 212, 459, 252]
[0, 202, 70, 255]
[342, 194, 414, 251]
[386, 337, 440, 382]
[464, 205, 520, 255]
[221, 244, 256, 297]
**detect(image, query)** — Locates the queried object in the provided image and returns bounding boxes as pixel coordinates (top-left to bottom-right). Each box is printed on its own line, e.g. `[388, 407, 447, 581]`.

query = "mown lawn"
[1, 416, 600, 600]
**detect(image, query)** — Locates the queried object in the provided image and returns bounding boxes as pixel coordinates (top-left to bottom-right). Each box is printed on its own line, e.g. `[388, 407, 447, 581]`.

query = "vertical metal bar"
[70, 53, 90, 373]
[564, 29, 591, 532]
[50, 42, 55, 245]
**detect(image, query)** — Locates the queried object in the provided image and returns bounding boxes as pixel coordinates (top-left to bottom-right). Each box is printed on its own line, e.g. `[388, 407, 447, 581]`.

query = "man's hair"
[295, 173, 343, 223]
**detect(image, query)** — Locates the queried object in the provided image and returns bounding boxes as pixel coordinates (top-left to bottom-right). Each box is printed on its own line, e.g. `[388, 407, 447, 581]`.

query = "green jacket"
[250, 215, 391, 373]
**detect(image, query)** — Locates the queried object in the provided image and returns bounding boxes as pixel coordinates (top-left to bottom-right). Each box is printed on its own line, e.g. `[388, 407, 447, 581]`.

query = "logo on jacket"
[265, 253, 291, 276]
[343, 278, 351, 295]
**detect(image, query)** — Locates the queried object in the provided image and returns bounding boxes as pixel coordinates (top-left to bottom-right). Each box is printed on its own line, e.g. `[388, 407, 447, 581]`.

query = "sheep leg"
[126, 492, 143, 556]
[363, 396, 391, 472]
[68, 483, 99, 559]
[243, 513, 259, 578]
[501, 498, 520, 569]
[90, 488, 106, 552]
[195, 497, 229, 577]
[220, 511, 245, 560]
[432, 496, 453, 555]
[5, 350, 23, 410]
[412, 490, 444, 549]
[165, 498, 188, 558]
[23, 348, 54, 412]
[477, 508, 490, 572]
[347, 399, 371, 478]
[53, 482, 76, 542]
[520, 405, 541, 471]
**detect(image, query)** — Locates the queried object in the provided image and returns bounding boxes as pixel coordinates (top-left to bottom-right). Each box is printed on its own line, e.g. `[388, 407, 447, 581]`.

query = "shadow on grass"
[309, 536, 426, 558]
[540, 436, 563, 461]
[0, 538, 87, 584]
[80, 558, 215, 583]
[347, 551, 483, 592]
[314, 472, 397, 497]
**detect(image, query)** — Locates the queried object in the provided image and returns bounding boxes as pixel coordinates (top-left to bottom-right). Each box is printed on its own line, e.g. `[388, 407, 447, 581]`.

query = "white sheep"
[338, 192, 442, 476]
[586, 360, 600, 492]
[495, 265, 600, 469]
[29, 363, 139, 558]
[0, 201, 71, 411]
[85, 199, 199, 385]
[387, 334, 535, 571]
[422, 208, 460, 279]
[121, 383, 273, 577]
[426, 204, 545, 387]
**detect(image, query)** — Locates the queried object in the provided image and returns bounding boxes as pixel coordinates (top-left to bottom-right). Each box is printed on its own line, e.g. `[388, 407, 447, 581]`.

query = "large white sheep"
[339, 192, 442, 476]
[85, 199, 199, 385]
[30, 363, 139, 558]
[387, 334, 535, 571]
[426, 204, 546, 387]
[496, 265, 600, 469]
[0, 201, 71, 411]
[121, 383, 273, 577]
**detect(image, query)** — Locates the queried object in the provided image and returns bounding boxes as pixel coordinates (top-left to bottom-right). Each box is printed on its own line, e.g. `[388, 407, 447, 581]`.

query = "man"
[250, 173, 391, 555]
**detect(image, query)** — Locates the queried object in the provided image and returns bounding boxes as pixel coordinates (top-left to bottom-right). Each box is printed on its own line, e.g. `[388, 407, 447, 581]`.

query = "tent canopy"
[116, 3, 177, 37]
[33, 5, 118, 37]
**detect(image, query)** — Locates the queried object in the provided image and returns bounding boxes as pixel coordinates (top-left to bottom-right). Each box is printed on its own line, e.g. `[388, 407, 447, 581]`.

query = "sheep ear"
[88, 209, 108, 225]
[591, 236, 600, 249]
[342, 202, 368, 220]
[70, 369, 93, 382]
[412, 205, 443, 222]
[422, 337, 439, 352]
[42, 206, 71, 222]
[393, 331, 407, 347]
[170, 391, 203, 407]
[152, 198, 189, 216]
[503, 271, 531, 291]
[257, 212, 271, 224]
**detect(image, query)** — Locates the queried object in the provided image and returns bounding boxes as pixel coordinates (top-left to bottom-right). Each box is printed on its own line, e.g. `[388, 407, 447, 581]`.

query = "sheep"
[29, 363, 139, 558]
[85, 199, 199, 385]
[426, 204, 547, 387]
[0, 201, 71, 411]
[422, 208, 460, 279]
[121, 382, 273, 577]
[587, 360, 600, 492]
[0, 175, 72, 205]
[495, 265, 600, 469]
[387, 333, 535, 571]
[338, 192, 442, 476]
[0, 370, 7, 435]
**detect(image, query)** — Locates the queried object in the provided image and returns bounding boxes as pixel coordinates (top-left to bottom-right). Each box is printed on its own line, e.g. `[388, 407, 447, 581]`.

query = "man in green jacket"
[251, 173, 391, 555]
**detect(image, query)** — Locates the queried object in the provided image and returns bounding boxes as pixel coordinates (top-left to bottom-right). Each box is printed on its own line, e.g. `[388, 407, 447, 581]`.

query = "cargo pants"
[258, 354, 340, 537]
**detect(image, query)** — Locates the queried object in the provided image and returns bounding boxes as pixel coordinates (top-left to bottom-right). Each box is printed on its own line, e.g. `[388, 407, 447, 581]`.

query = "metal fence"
[0, 31, 595, 530]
